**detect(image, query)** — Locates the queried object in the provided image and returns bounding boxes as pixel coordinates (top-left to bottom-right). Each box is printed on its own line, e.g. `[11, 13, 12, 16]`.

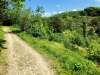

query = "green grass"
[0, 26, 8, 75]
[10, 26, 100, 75]
[0, 26, 6, 52]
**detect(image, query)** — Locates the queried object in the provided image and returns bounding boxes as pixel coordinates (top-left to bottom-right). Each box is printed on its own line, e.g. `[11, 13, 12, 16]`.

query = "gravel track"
[3, 27, 55, 75]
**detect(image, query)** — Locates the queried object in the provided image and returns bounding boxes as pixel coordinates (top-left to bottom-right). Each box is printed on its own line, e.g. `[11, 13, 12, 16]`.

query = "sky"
[24, 0, 100, 17]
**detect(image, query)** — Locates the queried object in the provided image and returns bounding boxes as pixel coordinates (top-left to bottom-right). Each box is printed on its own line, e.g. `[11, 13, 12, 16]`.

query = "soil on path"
[3, 27, 55, 75]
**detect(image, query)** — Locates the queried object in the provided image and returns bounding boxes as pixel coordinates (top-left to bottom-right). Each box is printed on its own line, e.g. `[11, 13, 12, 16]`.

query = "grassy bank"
[10, 27, 100, 75]
[0, 26, 7, 75]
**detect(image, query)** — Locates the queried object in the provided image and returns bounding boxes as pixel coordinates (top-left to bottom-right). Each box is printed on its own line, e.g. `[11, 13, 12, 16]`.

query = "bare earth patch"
[3, 27, 55, 75]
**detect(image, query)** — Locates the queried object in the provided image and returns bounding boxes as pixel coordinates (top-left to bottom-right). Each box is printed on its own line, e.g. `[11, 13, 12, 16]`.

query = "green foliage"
[96, 27, 100, 37]
[65, 16, 74, 30]
[0, 26, 3, 39]
[12, 0, 27, 2]
[68, 11, 80, 18]
[71, 34, 86, 46]
[7, 5, 45, 31]
[9, 5, 100, 75]
[0, 26, 7, 75]
[8, 8, 32, 31]
[84, 7, 100, 16]
[87, 40, 100, 62]
[82, 18, 87, 38]
[50, 15, 66, 33]
[27, 23, 52, 39]
[12, 0, 30, 2]
[88, 27, 95, 35]
[78, 10, 86, 16]
[10, 27, 100, 75]
[18, 11, 31, 31]
[49, 33, 66, 42]
[89, 17, 100, 36]
[0, 26, 5, 51]
[49, 30, 90, 48]
[35, 6, 45, 16]
[88, 49, 100, 62]
[11, 1, 24, 10]
[0, 0, 8, 22]
[85, 38, 91, 47]
[27, 23, 43, 37]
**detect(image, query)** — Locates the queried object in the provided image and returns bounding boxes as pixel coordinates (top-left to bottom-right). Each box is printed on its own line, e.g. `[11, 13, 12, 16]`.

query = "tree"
[0, 0, 30, 25]
[84, 7, 100, 16]
[0, 0, 8, 24]
[11, 1, 24, 10]
[7, 1, 26, 30]
[78, 10, 86, 16]
[68, 11, 80, 18]
[65, 16, 73, 30]
[11, 0, 30, 2]
[89, 17, 98, 29]
[50, 15, 66, 33]
[82, 19, 87, 38]
[18, 9, 32, 31]
[35, 6, 45, 17]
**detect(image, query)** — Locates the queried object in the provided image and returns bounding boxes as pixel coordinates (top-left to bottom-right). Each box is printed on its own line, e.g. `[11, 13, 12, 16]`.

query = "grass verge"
[10, 26, 100, 75]
[0, 26, 7, 75]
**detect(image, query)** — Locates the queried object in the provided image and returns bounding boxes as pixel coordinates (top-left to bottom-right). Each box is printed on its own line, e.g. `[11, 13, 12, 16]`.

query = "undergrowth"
[10, 26, 100, 75]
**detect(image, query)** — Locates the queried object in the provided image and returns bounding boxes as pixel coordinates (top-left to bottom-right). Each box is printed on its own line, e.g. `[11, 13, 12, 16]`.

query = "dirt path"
[3, 27, 55, 75]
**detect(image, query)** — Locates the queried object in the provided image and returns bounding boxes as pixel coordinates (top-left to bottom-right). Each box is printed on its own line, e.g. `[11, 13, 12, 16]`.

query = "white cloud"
[43, 12, 52, 17]
[42, 11, 64, 17]
[58, 11, 64, 13]
[57, 5, 60, 7]
[52, 11, 57, 14]
[72, 9, 77, 11]
[95, 0, 100, 2]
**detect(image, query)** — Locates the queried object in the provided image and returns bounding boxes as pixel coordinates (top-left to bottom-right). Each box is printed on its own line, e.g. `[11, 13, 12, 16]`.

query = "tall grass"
[10, 27, 100, 75]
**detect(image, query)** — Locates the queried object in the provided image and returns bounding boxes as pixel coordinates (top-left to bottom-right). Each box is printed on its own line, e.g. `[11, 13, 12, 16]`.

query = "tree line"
[1, 0, 100, 38]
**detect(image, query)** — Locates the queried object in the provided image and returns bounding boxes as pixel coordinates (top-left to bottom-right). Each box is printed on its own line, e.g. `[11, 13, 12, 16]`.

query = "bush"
[85, 38, 91, 47]
[88, 27, 95, 35]
[49, 33, 67, 42]
[88, 49, 100, 62]
[50, 15, 66, 33]
[70, 33, 86, 47]
[27, 23, 50, 39]
[49, 30, 90, 49]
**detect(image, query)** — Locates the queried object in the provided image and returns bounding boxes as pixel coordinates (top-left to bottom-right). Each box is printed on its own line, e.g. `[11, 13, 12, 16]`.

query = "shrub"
[71, 34, 86, 46]
[50, 15, 66, 33]
[49, 33, 67, 42]
[88, 49, 100, 62]
[27, 23, 50, 39]
[88, 27, 95, 35]
[85, 38, 91, 47]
